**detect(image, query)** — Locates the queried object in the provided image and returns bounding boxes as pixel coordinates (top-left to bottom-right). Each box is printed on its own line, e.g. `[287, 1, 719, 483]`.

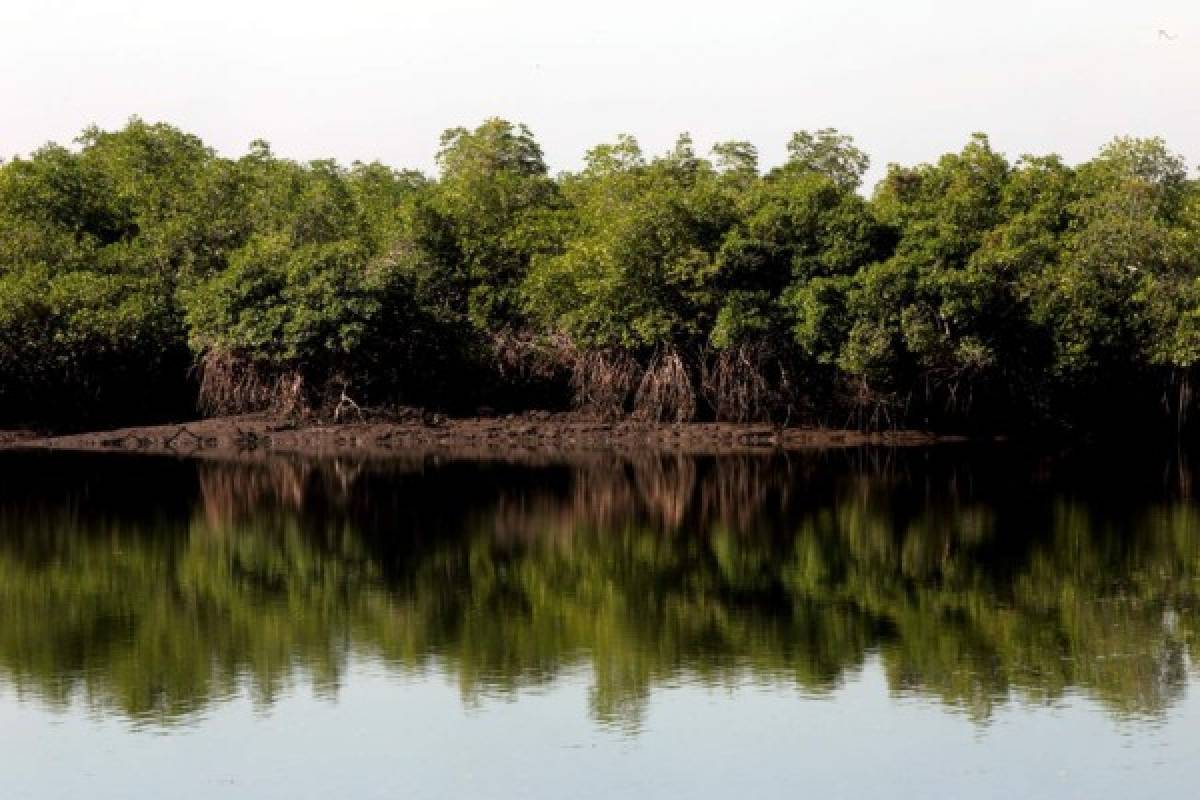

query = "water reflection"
[0, 447, 1196, 729]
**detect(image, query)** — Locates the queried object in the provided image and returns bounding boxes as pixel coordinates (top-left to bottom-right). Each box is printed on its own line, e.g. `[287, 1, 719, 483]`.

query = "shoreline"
[0, 413, 973, 458]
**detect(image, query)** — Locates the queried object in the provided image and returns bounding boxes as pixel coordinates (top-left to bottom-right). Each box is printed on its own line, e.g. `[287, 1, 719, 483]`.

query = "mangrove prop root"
[570, 349, 641, 418]
[701, 342, 792, 424]
[634, 350, 697, 423]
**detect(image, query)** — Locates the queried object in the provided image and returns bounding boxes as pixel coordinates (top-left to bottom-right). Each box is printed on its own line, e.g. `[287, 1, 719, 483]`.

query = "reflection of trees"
[0, 448, 1197, 727]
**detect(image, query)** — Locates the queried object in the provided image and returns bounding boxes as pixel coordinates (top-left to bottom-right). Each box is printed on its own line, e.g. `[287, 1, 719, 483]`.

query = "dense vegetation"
[1, 118, 1197, 433]
[0, 449, 1197, 725]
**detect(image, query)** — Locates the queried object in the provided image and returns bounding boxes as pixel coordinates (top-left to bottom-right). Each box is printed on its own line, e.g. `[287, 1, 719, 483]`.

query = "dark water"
[2, 446, 1199, 798]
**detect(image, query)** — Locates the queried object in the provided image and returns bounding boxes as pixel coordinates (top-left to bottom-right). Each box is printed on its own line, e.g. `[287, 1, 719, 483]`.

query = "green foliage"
[421, 118, 561, 329]
[523, 134, 733, 351]
[786, 128, 870, 191]
[845, 136, 1017, 404]
[0, 120, 205, 424]
[1, 119, 1198, 431]
[183, 235, 380, 365]
[1033, 138, 1192, 381]
[727, 154, 887, 351]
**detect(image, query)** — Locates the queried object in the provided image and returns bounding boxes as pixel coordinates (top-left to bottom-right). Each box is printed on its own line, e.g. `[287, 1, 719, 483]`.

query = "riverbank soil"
[0, 430, 38, 446]
[2, 412, 962, 456]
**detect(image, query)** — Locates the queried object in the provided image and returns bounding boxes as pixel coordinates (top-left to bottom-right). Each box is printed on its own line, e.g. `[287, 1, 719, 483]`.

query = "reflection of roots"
[634, 350, 696, 423]
[564, 454, 698, 531]
[198, 459, 316, 528]
[570, 349, 641, 418]
[197, 350, 309, 418]
[194, 451, 793, 539]
[699, 456, 793, 531]
[197, 456, 372, 533]
[569, 454, 768, 532]
[570, 454, 640, 527]
[632, 455, 697, 529]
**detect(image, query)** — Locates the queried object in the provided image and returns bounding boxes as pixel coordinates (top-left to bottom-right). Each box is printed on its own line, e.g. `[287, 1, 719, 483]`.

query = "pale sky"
[1, 0, 1196, 190]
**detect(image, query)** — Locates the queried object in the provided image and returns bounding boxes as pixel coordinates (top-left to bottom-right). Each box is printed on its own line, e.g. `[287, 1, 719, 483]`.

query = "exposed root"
[570, 349, 641, 418]
[196, 350, 310, 418]
[491, 330, 574, 383]
[839, 376, 906, 432]
[701, 342, 794, 423]
[333, 389, 364, 423]
[274, 373, 308, 418]
[634, 350, 697, 423]
[164, 426, 204, 450]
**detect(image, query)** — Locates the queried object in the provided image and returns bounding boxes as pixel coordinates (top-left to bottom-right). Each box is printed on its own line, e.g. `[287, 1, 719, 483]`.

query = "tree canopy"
[1, 118, 1196, 433]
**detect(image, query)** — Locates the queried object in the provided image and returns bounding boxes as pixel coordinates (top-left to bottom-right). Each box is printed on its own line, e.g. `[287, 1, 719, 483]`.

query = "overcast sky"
[2, 0, 1196, 189]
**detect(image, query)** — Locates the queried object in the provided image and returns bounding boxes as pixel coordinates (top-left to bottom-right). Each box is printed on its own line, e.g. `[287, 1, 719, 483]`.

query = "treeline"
[1, 118, 1197, 432]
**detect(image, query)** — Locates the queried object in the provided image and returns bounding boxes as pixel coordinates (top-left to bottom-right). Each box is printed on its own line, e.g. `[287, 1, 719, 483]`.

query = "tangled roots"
[491, 330, 574, 384]
[634, 350, 697, 423]
[571, 347, 701, 422]
[197, 351, 310, 418]
[570, 349, 641, 418]
[701, 342, 794, 423]
[702, 344, 770, 423]
[839, 376, 905, 431]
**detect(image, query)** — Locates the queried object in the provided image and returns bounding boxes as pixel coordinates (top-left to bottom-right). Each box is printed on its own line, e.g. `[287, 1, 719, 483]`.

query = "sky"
[1, 0, 1196, 189]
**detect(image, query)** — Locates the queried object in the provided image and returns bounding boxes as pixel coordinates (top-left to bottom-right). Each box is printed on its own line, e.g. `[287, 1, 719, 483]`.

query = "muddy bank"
[2, 412, 972, 457]
[0, 430, 38, 446]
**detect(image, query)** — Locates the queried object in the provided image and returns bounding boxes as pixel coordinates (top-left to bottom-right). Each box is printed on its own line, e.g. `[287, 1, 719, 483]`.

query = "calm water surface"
[1, 447, 1199, 798]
